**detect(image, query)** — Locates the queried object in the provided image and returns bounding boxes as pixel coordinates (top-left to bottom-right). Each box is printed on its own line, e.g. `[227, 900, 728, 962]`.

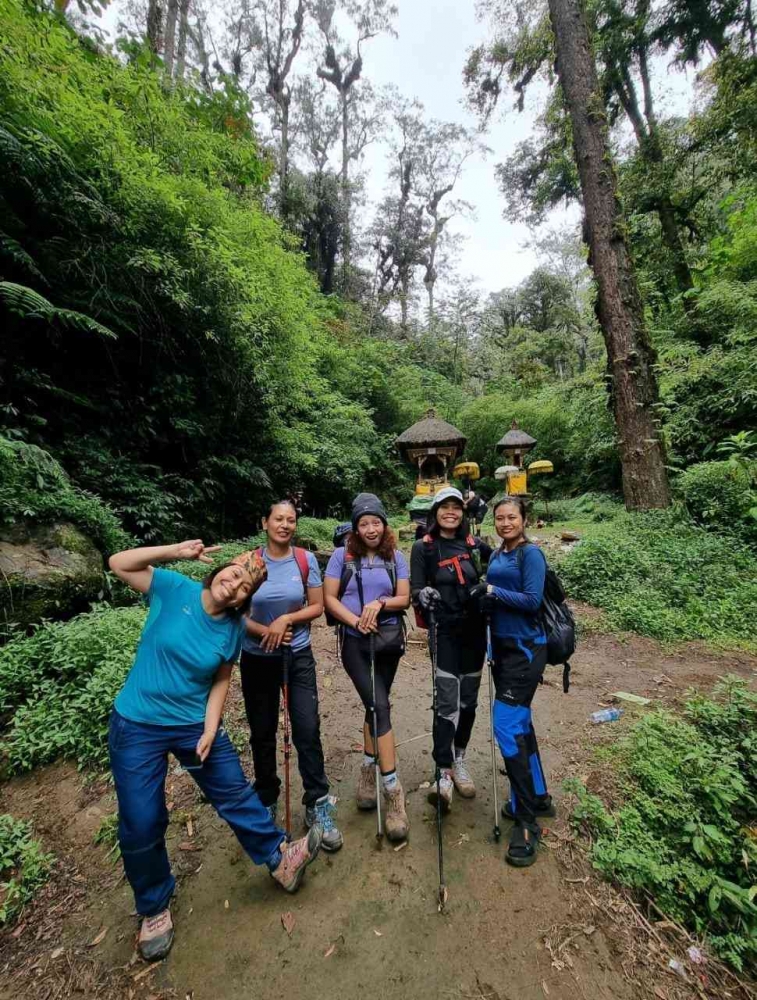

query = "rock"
[560, 531, 581, 542]
[0, 521, 105, 629]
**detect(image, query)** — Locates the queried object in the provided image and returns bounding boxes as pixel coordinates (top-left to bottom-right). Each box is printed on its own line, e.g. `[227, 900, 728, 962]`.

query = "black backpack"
[516, 545, 576, 693]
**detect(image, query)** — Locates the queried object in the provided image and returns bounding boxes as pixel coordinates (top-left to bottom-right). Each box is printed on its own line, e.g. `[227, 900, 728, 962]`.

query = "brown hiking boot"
[356, 762, 377, 811]
[270, 827, 322, 893]
[427, 770, 454, 814]
[138, 908, 174, 962]
[383, 782, 409, 842]
[451, 755, 476, 798]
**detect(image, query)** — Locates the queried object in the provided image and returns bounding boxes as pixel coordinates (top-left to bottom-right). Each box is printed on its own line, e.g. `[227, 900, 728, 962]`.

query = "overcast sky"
[100, 1, 700, 301]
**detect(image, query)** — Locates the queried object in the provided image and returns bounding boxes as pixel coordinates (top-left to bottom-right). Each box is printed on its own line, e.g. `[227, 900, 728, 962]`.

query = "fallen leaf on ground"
[51, 947, 64, 960]
[281, 911, 295, 936]
[374, 929, 382, 937]
[324, 944, 336, 958]
[186, 818, 194, 837]
[178, 842, 200, 851]
[89, 927, 108, 947]
[654, 988, 668, 1000]
[133, 964, 158, 982]
[541, 981, 550, 996]
[224, 899, 230, 909]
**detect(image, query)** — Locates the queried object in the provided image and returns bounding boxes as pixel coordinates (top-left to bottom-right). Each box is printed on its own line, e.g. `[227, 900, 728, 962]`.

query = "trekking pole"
[282, 646, 293, 840]
[486, 616, 501, 843]
[368, 632, 383, 846]
[428, 607, 447, 912]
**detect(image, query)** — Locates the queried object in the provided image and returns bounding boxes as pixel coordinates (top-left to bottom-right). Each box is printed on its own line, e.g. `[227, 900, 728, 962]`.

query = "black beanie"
[351, 492, 388, 530]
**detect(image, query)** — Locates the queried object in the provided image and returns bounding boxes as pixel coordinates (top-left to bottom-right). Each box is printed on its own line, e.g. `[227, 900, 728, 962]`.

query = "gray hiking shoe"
[356, 762, 377, 810]
[427, 771, 454, 814]
[451, 755, 476, 798]
[138, 908, 174, 962]
[383, 782, 409, 842]
[305, 794, 344, 852]
[271, 826, 322, 893]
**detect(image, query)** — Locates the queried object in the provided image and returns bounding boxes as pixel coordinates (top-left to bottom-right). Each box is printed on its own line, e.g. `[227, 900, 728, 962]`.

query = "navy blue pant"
[491, 637, 549, 825]
[109, 709, 285, 917]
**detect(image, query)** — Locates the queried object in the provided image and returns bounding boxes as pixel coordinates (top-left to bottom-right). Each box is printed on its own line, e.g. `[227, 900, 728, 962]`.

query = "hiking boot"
[451, 755, 476, 798]
[356, 762, 377, 811]
[383, 782, 409, 842]
[427, 771, 453, 814]
[501, 794, 555, 821]
[138, 908, 174, 962]
[305, 794, 343, 852]
[270, 826, 322, 893]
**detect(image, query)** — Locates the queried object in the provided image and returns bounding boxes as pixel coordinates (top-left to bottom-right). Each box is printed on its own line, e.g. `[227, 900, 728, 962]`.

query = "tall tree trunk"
[146, 0, 164, 60]
[164, 0, 179, 79]
[340, 94, 352, 285]
[279, 97, 290, 215]
[548, 0, 670, 509]
[175, 0, 190, 81]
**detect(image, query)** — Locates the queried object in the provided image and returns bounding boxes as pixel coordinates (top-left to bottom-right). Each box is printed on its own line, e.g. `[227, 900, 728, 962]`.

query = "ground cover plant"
[0, 813, 54, 925]
[542, 495, 757, 651]
[566, 678, 757, 972]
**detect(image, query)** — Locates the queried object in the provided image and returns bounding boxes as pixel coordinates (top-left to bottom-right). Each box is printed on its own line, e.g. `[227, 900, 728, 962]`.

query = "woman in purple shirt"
[324, 494, 411, 842]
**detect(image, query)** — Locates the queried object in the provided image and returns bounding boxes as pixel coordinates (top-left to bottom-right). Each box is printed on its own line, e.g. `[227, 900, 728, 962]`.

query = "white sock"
[454, 747, 465, 762]
[364, 753, 375, 768]
[381, 770, 398, 791]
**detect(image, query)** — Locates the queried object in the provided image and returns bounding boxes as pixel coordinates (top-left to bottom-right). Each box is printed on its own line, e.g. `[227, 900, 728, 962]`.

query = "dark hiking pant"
[240, 646, 329, 808]
[491, 637, 549, 826]
[430, 621, 485, 769]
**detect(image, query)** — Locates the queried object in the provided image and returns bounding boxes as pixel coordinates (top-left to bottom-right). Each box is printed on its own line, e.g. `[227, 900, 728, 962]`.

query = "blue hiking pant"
[491, 637, 549, 826]
[109, 709, 285, 917]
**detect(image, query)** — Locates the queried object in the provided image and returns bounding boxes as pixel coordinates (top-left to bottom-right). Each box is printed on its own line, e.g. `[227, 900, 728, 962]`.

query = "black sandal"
[506, 822, 541, 867]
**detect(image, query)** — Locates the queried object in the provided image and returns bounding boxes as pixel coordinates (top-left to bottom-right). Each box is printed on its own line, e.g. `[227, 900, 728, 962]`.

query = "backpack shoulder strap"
[292, 547, 310, 589]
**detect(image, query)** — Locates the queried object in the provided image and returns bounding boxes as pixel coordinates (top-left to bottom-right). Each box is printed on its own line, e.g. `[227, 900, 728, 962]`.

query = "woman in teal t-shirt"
[109, 540, 324, 964]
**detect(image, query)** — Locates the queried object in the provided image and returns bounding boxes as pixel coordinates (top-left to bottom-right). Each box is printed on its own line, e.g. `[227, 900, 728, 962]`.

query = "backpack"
[414, 533, 482, 630]
[324, 550, 398, 627]
[516, 544, 575, 693]
[255, 546, 310, 603]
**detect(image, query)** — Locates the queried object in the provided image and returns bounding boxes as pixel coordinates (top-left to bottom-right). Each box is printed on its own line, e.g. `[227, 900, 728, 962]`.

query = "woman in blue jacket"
[483, 496, 553, 867]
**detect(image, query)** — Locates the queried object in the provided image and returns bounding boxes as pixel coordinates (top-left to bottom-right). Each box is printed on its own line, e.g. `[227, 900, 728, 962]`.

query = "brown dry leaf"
[11, 923, 26, 939]
[178, 842, 200, 852]
[89, 927, 108, 947]
[281, 911, 296, 936]
[653, 988, 668, 1000]
[133, 964, 157, 982]
[324, 944, 336, 958]
[541, 981, 550, 997]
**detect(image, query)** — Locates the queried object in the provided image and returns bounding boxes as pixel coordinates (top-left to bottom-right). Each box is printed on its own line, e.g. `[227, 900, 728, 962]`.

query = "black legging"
[340, 633, 401, 738]
[430, 620, 485, 769]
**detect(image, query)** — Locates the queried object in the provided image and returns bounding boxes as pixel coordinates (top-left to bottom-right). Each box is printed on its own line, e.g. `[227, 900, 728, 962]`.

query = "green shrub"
[677, 460, 756, 539]
[557, 507, 757, 650]
[566, 678, 757, 971]
[0, 605, 146, 771]
[0, 435, 131, 556]
[0, 814, 54, 925]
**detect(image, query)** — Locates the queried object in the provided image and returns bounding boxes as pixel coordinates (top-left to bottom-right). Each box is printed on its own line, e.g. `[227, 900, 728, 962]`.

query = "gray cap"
[351, 492, 388, 530]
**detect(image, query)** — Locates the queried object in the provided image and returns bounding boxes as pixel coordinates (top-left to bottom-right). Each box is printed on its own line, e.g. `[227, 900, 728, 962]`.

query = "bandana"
[231, 549, 268, 594]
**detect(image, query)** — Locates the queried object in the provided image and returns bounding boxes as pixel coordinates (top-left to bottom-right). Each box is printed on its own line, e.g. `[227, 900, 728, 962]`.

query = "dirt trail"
[1, 619, 755, 1000]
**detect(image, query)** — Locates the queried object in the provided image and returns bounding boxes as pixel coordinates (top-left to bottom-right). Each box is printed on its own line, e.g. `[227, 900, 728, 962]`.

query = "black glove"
[418, 586, 442, 611]
[469, 582, 497, 614]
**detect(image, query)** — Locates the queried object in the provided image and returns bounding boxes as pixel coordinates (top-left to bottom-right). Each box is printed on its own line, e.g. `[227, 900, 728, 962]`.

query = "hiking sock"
[454, 746, 466, 762]
[381, 769, 399, 792]
[363, 753, 375, 768]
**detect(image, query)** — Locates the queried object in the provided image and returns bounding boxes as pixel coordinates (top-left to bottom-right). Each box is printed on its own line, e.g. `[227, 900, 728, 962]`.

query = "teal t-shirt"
[115, 568, 244, 726]
[242, 548, 322, 657]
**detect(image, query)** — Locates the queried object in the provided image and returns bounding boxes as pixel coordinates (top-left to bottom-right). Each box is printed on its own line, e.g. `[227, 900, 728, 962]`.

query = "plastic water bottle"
[590, 708, 622, 724]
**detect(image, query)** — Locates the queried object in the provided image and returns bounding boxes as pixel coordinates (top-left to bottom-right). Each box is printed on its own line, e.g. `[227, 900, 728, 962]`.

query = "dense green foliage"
[551, 495, 757, 649]
[0, 605, 146, 771]
[567, 678, 757, 971]
[0, 435, 130, 554]
[0, 813, 54, 925]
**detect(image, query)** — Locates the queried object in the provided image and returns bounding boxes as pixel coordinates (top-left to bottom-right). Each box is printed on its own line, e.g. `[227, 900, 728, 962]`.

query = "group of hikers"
[108, 487, 556, 961]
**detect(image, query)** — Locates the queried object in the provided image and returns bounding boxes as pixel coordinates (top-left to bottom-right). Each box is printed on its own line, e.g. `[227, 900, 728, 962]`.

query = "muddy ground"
[1, 614, 755, 1000]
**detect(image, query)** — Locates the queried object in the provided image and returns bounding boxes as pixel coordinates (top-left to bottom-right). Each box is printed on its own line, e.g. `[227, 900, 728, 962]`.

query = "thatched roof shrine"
[395, 409, 466, 453]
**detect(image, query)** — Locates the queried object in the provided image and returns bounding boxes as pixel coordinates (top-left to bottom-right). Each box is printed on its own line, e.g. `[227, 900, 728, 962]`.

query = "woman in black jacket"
[410, 487, 491, 812]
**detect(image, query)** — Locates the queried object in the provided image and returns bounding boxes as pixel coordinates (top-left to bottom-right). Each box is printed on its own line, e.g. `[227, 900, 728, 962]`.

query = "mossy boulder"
[0, 521, 105, 630]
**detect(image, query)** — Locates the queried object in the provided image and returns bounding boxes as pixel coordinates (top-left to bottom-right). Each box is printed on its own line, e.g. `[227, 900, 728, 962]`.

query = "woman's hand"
[357, 599, 382, 634]
[261, 616, 293, 652]
[174, 540, 222, 563]
[196, 727, 217, 762]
